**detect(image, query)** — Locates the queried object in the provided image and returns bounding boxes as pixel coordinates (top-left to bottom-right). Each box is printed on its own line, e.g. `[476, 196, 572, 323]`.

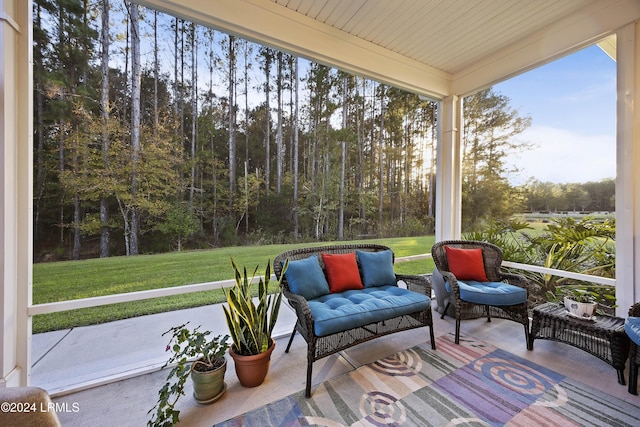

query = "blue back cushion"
[625, 317, 640, 346]
[283, 254, 330, 300]
[356, 249, 396, 287]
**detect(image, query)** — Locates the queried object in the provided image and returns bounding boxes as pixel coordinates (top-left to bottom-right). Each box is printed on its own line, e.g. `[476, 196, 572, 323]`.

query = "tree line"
[33, 1, 605, 261]
[519, 179, 615, 214]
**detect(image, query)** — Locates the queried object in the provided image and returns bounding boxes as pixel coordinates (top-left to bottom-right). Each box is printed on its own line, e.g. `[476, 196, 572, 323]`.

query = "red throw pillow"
[444, 246, 489, 282]
[322, 252, 364, 293]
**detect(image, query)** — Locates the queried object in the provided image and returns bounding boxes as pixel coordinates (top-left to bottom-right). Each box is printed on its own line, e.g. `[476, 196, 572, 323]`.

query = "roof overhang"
[135, 0, 640, 98]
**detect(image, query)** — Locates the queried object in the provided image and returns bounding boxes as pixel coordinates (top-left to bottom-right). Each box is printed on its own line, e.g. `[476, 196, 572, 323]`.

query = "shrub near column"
[223, 258, 287, 387]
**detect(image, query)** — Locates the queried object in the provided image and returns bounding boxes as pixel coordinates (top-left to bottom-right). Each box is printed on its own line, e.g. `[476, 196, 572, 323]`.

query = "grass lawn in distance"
[33, 236, 435, 333]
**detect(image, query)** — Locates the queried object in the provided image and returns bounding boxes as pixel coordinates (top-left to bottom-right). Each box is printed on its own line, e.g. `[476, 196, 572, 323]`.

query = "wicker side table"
[529, 302, 630, 385]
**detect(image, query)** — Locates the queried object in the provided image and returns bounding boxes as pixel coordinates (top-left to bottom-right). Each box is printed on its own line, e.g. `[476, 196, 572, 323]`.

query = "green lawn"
[33, 236, 436, 333]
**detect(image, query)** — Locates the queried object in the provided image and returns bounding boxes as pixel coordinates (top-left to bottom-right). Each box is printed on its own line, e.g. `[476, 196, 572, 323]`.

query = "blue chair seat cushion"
[625, 317, 640, 346]
[307, 285, 431, 337]
[446, 280, 527, 306]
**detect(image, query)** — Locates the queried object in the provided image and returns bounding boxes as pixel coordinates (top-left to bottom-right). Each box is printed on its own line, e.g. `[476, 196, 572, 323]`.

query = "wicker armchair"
[626, 302, 640, 394]
[431, 240, 531, 348]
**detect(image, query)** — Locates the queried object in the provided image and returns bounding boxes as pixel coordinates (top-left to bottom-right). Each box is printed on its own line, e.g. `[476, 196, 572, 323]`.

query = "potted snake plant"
[223, 258, 287, 387]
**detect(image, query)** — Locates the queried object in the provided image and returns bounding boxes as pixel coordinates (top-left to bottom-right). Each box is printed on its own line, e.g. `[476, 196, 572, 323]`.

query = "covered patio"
[2, 0, 640, 419]
[48, 300, 640, 426]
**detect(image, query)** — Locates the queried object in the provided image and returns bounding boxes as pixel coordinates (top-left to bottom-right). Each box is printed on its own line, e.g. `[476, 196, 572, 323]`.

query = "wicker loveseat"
[274, 243, 435, 397]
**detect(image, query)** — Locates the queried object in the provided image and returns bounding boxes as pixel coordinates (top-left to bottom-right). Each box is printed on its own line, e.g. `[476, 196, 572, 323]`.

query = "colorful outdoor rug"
[216, 334, 640, 426]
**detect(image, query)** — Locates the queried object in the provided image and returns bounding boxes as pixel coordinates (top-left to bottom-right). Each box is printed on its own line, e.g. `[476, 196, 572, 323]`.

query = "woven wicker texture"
[431, 240, 530, 348]
[274, 243, 435, 397]
[628, 302, 640, 394]
[530, 302, 630, 385]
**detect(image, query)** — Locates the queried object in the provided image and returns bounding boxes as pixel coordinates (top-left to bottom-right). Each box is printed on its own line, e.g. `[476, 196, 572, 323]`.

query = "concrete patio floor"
[31, 300, 298, 395]
[30, 302, 640, 426]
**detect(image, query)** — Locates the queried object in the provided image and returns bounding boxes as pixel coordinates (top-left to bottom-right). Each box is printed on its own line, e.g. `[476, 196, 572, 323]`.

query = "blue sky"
[494, 44, 616, 185]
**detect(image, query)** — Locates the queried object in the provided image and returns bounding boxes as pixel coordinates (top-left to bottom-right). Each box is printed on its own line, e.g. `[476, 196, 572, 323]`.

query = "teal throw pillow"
[283, 254, 330, 300]
[357, 249, 396, 287]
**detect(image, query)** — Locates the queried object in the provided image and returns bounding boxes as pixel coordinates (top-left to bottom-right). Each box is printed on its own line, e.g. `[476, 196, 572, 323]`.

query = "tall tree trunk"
[293, 58, 299, 239]
[208, 29, 217, 241]
[71, 130, 81, 260]
[99, 0, 111, 258]
[173, 17, 179, 117]
[190, 23, 197, 209]
[338, 76, 347, 240]
[429, 106, 437, 218]
[228, 35, 237, 208]
[378, 85, 386, 234]
[34, 3, 45, 243]
[276, 51, 283, 193]
[357, 77, 366, 228]
[129, 2, 141, 255]
[74, 0, 91, 261]
[153, 9, 159, 137]
[262, 48, 272, 197]
[211, 136, 218, 244]
[243, 41, 251, 233]
[72, 196, 81, 260]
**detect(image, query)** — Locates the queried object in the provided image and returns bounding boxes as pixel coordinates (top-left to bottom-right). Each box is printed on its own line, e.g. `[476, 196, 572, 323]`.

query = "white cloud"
[506, 126, 615, 185]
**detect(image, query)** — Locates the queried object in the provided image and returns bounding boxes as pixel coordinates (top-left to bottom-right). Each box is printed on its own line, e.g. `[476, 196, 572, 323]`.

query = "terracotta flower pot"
[190, 358, 227, 404]
[229, 340, 275, 388]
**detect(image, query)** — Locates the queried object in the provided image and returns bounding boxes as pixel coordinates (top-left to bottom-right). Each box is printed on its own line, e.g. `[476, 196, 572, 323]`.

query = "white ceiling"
[270, 0, 589, 75]
[138, 0, 640, 98]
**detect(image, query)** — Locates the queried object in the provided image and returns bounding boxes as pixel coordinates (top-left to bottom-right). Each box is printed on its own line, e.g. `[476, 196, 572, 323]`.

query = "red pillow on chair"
[322, 252, 364, 292]
[444, 246, 489, 282]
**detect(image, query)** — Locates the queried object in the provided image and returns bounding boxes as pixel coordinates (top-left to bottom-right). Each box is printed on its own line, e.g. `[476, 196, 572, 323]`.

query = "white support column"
[1, 0, 33, 387]
[615, 21, 640, 317]
[434, 95, 463, 242]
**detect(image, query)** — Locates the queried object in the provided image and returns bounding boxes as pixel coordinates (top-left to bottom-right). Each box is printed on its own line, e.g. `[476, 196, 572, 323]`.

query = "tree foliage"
[33, 1, 536, 260]
[462, 88, 532, 230]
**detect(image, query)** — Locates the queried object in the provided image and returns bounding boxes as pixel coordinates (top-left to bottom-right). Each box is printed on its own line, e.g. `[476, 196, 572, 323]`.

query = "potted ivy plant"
[223, 258, 287, 387]
[148, 323, 229, 427]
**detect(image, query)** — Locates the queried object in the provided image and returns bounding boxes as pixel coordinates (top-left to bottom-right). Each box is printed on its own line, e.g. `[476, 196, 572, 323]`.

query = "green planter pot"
[190, 358, 227, 404]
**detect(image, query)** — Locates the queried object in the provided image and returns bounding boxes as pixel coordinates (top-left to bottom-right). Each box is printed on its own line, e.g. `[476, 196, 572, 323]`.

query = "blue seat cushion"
[625, 317, 640, 346]
[446, 280, 527, 306]
[307, 285, 431, 337]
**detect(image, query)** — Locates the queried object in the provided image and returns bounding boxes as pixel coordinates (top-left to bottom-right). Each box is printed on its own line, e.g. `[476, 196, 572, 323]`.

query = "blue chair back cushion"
[283, 254, 330, 300]
[446, 280, 527, 306]
[307, 286, 431, 336]
[356, 249, 396, 287]
[625, 317, 640, 346]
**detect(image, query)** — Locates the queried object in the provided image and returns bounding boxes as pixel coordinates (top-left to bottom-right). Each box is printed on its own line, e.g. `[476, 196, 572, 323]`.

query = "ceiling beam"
[598, 35, 617, 61]
[134, 0, 451, 99]
[134, 0, 640, 98]
[452, 0, 640, 95]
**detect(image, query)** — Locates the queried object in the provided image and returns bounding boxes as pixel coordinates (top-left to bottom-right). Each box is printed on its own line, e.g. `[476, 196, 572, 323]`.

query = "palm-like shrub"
[464, 216, 616, 306]
[521, 217, 614, 293]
